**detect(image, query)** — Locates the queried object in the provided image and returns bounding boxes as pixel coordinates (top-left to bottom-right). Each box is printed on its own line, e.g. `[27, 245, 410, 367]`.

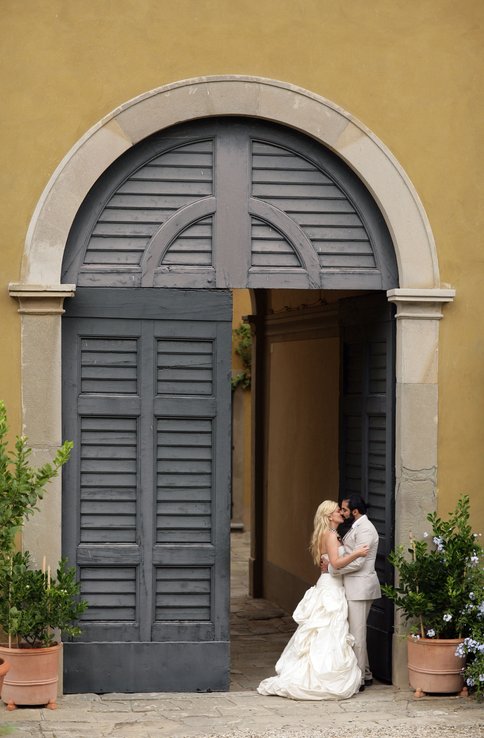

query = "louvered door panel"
[250, 217, 300, 268]
[340, 294, 395, 683]
[79, 417, 137, 544]
[150, 315, 229, 644]
[156, 418, 213, 544]
[63, 316, 142, 643]
[70, 139, 215, 287]
[250, 140, 377, 273]
[63, 288, 232, 692]
[162, 217, 213, 266]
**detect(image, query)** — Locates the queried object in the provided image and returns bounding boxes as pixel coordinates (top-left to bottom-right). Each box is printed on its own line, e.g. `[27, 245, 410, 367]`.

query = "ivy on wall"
[231, 323, 252, 391]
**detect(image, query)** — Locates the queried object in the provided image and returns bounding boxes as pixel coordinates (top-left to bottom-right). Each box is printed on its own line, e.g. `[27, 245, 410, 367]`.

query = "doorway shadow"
[229, 530, 296, 691]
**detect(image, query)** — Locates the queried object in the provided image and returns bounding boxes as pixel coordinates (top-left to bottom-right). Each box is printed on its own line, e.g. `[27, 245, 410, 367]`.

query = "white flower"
[423, 531, 429, 538]
[469, 592, 476, 601]
[426, 629, 436, 638]
[443, 613, 452, 622]
[433, 536, 445, 552]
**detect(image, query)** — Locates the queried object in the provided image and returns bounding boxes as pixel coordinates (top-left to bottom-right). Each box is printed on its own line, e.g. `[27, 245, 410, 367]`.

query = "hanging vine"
[231, 322, 252, 391]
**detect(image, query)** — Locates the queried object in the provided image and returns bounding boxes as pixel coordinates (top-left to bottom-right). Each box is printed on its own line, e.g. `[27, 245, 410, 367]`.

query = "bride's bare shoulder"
[320, 528, 336, 555]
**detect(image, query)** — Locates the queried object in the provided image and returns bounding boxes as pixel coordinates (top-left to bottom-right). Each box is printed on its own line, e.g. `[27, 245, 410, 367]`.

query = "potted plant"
[0, 400, 87, 710]
[382, 495, 483, 698]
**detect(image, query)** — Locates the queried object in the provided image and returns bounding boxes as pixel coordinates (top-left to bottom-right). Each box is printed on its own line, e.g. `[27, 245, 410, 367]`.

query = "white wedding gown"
[257, 549, 361, 700]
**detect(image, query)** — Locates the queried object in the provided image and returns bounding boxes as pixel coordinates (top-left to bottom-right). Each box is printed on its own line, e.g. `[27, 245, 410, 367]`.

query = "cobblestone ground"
[1, 532, 483, 737]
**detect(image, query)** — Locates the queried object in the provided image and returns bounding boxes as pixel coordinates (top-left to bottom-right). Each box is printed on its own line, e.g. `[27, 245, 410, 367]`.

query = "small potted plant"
[0, 400, 87, 710]
[382, 495, 483, 698]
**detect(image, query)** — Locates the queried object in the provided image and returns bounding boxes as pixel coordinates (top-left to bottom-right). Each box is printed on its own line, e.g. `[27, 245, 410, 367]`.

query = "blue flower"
[467, 677, 475, 687]
[443, 613, 452, 622]
[469, 592, 476, 600]
[426, 629, 436, 638]
[455, 643, 465, 657]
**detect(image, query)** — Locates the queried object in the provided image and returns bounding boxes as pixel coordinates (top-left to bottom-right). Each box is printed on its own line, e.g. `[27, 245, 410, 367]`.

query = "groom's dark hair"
[347, 494, 367, 515]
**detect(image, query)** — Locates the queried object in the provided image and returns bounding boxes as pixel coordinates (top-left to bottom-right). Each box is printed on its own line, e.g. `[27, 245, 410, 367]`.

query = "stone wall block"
[21, 314, 63, 446]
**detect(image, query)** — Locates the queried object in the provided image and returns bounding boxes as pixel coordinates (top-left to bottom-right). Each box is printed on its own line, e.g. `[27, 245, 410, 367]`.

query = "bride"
[257, 500, 369, 700]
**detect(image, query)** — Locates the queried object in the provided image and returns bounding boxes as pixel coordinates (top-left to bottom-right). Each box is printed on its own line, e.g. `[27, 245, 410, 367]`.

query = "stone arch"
[22, 76, 438, 289]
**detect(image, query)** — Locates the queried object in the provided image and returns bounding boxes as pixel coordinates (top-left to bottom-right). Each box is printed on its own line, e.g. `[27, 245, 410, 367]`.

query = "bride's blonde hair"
[309, 500, 339, 565]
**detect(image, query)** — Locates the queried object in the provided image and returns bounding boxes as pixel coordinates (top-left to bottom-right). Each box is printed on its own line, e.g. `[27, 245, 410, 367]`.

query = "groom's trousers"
[347, 599, 373, 683]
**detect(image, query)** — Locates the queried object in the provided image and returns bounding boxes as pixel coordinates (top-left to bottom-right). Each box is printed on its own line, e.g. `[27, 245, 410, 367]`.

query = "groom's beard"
[338, 518, 353, 538]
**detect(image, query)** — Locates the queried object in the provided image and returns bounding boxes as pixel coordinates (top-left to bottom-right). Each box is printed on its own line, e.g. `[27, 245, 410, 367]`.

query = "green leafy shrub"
[0, 552, 87, 648]
[0, 400, 87, 648]
[0, 400, 73, 557]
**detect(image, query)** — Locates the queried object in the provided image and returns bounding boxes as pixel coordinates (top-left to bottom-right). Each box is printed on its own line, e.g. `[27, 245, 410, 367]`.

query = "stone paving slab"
[2, 689, 483, 738]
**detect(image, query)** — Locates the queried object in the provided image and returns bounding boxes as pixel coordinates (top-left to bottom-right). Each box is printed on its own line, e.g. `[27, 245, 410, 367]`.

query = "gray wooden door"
[339, 294, 395, 683]
[62, 118, 398, 293]
[62, 287, 232, 692]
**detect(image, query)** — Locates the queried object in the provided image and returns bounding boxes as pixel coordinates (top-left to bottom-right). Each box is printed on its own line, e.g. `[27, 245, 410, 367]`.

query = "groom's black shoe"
[358, 684, 365, 692]
[364, 679, 373, 687]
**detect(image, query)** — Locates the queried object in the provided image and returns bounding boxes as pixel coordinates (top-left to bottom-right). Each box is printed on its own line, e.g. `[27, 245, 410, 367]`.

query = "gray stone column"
[387, 287, 455, 687]
[8, 283, 75, 570]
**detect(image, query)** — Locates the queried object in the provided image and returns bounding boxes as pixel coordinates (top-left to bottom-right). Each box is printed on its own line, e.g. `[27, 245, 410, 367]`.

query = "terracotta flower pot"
[407, 636, 466, 697]
[0, 643, 61, 710]
[0, 657, 10, 695]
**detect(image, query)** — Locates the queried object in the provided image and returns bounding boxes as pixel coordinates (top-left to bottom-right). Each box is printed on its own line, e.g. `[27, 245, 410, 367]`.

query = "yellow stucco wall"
[1, 0, 482, 526]
[265, 336, 340, 586]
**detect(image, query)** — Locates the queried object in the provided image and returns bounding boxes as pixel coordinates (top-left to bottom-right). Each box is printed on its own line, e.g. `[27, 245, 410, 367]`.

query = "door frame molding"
[9, 76, 455, 688]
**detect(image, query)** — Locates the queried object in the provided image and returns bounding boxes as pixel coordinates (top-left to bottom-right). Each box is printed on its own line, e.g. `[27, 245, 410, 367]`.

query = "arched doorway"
[60, 117, 397, 691]
[9, 77, 454, 690]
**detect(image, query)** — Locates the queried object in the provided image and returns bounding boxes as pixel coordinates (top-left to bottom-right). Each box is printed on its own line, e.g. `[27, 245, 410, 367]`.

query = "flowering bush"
[456, 636, 484, 700]
[382, 495, 484, 696]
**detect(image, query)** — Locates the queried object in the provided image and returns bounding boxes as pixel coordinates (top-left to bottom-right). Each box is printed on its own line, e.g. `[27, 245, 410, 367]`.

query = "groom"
[323, 494, 381, 690]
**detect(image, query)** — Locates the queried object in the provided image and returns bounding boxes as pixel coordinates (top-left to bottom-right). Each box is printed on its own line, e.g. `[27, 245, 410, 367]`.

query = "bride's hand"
[356, 544, 370, 557]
